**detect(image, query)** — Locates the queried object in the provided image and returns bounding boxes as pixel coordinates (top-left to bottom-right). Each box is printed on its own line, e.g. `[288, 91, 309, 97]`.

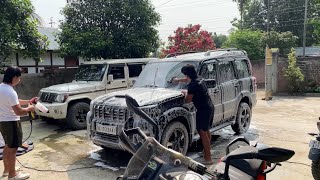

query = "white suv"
[36, 58, 154, 129]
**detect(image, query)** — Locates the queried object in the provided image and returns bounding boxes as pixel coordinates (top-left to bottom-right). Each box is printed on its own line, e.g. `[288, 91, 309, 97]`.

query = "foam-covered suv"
[87, 49, 257, 154]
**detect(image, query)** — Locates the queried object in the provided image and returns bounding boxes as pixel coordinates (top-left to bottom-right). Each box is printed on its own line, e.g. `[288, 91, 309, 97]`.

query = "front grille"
[95, 132, 119, 143]
[40, 92, 57, 103]
[94, 105, 130, 122]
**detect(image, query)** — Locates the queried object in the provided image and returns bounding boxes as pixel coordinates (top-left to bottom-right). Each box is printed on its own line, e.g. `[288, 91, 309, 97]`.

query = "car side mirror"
[132, 79, 136, 85]
[205, 79, 216, 88]
[107, 74, 114, 82]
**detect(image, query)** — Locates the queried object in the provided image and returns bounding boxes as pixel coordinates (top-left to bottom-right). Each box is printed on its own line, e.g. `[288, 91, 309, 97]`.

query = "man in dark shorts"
[172, 64, 214, 165]
[0, 67, 36, 179]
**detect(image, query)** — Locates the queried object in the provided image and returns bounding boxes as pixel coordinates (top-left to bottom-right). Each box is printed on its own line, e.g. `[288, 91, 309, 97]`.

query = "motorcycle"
[308, 117, 320, 180]
[117, 95, 295, 180]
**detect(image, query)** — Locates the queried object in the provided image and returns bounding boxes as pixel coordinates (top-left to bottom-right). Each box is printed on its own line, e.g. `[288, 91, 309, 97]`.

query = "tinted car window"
[219, 61, 235, 83]
[128, 64, 143, 78]
[235, 60, 250, 78]
[75, 64, 107, 81]
[108, 65, 125, 79]
[200, 62, 217, 80]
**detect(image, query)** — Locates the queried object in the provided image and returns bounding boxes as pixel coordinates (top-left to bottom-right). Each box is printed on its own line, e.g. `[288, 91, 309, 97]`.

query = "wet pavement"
[0, 90, 318, 180]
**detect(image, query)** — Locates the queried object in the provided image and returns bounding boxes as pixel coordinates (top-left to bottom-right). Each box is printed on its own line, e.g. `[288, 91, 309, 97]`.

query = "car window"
[128, 64, 143, 78]
[108, 64, 125, 79]
[219, 61, 236, 83]
[235, 60, 250, 78]
[199, 62, 217, 80]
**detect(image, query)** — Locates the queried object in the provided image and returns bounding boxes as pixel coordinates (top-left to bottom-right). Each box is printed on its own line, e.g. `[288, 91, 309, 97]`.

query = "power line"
[155, 0, 177, 8]
[156, 1, 235, 11]
[157, 0, 232, 9]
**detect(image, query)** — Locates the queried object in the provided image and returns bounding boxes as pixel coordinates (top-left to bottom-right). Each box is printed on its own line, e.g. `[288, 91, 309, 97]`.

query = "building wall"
[0, 68, 78, 99]
[251, 60, 265, 88]
[250, 56, 320, 92]
[5, 51, 81, 74]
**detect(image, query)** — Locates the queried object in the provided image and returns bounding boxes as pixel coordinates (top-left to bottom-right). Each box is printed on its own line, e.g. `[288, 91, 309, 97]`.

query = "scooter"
[118, 95, 295, 180]
[308, 117, 320, 180]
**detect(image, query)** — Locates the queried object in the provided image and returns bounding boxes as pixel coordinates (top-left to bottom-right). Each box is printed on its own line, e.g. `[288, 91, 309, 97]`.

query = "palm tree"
[233, 0, 249, 29]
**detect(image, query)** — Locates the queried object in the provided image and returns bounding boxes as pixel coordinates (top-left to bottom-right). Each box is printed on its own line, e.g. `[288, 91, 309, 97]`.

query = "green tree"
[58, 0, 160, 60]
[223, 30, 264, 60]
[232, 0, 250, 29]
[261, 31, 298, 57]
[0, 0, 47, 65]
[232, 0, 320, 46]
[212, 33, 228, 48]
[284, 48, 304, 93]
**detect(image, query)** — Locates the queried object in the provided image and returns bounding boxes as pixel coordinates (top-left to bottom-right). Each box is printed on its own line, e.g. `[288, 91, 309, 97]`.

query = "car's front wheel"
[160, 121, 189, 155]
[67, 102, 90, 130]
[231, 102, 251, 134]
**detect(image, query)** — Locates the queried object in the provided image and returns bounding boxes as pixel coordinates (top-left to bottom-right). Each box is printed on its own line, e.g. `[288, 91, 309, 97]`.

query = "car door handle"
[122, 81, 126, 83]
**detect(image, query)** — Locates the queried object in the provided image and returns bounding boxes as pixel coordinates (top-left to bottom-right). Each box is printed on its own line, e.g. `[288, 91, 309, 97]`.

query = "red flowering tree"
[161, 24, 216, 57]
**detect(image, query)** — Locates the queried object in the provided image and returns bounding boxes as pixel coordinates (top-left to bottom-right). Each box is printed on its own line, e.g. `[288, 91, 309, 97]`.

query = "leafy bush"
[284, 48, 304, 93]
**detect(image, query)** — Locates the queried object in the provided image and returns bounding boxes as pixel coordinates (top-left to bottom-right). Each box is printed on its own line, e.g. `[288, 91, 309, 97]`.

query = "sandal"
[2, 166, 22, 177]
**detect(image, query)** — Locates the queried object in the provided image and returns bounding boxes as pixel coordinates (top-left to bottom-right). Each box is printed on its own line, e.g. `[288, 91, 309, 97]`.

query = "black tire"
[160, 121, 189, 155]
[231, 102, 251, 134]
[67, 102, 90, 130]
[312, 159, 320, 180]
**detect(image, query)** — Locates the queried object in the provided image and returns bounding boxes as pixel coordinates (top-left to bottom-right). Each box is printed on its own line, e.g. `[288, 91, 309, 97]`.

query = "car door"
[106, 64, 128, 91]
[199, 60, 223, 126]
[234, 58, 251, 94]
[127, 63, 145, 87]
[219, 58, 238, 121]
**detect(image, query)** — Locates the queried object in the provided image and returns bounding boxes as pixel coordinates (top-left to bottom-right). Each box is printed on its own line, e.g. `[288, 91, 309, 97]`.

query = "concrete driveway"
[0, 90, 318, 180]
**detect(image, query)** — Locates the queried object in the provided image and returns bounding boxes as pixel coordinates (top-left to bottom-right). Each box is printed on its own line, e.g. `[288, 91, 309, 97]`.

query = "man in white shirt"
[0, 67, 36, 180]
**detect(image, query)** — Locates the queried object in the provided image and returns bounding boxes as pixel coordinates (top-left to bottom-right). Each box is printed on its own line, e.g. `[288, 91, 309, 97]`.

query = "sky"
[30, 0, 240, 42]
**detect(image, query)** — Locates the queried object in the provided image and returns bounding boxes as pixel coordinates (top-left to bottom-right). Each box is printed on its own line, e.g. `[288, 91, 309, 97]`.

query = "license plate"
[96, 124, 117, 135]
[309, 140, 320, 149]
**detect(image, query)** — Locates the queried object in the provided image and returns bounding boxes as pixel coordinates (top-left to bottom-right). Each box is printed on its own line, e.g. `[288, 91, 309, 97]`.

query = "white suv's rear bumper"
[35, 102, 68, 119]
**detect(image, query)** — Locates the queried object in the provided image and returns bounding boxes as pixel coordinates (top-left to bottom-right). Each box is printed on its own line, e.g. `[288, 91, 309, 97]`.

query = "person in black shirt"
[172, 64, 214, 165]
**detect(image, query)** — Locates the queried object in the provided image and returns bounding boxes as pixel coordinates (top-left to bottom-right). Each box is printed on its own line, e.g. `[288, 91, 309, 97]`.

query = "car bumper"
[87, 115, 124, 150]
[35, 102, 68, 119]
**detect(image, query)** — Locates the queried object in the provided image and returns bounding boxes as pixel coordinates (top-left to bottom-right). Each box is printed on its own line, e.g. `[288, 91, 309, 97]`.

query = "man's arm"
[19, 99, 29, 106]
[182, 90, 193, 103]
[171, 77, 189, 84]
[19, 97, 38, 106]
[12, 104, 35, 116]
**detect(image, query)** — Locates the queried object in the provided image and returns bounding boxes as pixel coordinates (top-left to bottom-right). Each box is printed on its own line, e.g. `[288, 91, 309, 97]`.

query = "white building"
[7, 27, 84, 73]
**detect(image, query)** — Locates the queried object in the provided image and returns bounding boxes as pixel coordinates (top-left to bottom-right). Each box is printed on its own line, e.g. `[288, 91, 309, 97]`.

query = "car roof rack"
[204, 48, 246, 56]
[165, 51, 198, 58]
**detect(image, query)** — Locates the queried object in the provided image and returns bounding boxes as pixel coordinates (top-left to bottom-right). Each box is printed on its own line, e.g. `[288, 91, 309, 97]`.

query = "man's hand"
[29, 97, 38, 104]
[27, 104, 36, 112]
[169, 77, 179, 84]
[181, 90, 188, 96]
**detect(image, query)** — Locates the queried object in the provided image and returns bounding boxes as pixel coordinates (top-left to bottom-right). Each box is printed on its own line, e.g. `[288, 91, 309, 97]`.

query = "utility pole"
[49, 17, 55, 28]
[303, 0, 308, 57]
[267, 0, 270, 35]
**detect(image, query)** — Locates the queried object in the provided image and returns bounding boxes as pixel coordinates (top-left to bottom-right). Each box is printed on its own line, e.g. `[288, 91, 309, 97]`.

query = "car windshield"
[133, 61, 198, 89]
[75, 64, 107, 81]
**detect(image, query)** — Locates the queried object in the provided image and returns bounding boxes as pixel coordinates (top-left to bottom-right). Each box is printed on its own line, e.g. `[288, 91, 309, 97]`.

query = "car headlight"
[55, 94, 69, 103]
